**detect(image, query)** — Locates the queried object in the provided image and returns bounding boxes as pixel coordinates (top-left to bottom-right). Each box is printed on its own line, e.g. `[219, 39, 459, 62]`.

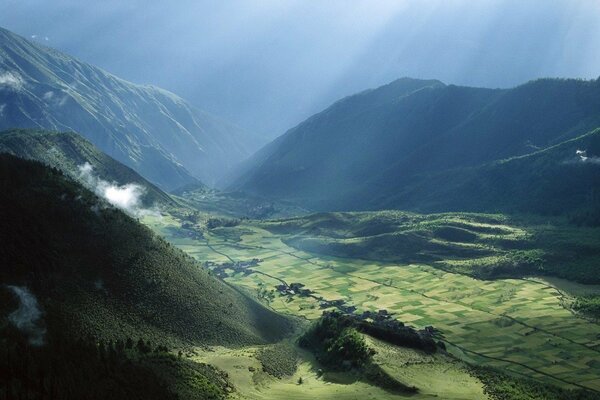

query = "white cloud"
[78, 162, 158, 216]
[575, 149, 600, 164]
[43, 91, 54, 100]
[0, 71, 24, 90]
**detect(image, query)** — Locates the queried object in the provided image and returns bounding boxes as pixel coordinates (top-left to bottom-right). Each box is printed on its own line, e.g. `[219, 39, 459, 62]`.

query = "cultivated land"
[143, 212, 600, 395]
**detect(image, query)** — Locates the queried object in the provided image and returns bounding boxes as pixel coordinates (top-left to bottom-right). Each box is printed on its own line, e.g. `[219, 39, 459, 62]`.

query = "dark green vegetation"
[260, 211, 600, 284]
[0, 327, 231, 400]
[0, 129, 176, 207]
[374, 128, 600, 221]
[0, 26, 254, 189]
[299, 313, 373, 370]
[299, 312, 419, 393]
[0, 153, 292, 346]
[472, 367, 600, 400]
[256, 342, 298, 378]
[230, 77, 600, 218]
[572, 295, 600, 319]
[0, 154, 294, 398]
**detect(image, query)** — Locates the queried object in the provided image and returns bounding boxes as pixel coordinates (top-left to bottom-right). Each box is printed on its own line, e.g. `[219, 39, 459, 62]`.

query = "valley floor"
[143, 214, 600, 395]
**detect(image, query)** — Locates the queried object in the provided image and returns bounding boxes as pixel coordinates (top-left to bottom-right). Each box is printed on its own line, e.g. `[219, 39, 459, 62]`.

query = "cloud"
[576, 149, 600, 164]
[6, 285, 46, 346]
[30, 34, 49, 41]
[43, 91, 54, 100]
[0, 71, 24, 90]
[0, 104, 5, 116]
[78, 162, 158, 216]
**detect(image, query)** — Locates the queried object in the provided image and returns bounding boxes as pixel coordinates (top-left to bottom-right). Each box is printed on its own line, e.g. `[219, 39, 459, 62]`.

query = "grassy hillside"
[0, 26, 253, 189]
[0, 153, 295, 398]
[230, 77, 600, 215]
[0, 128, 177, 208]
[259, 211, 600, 284]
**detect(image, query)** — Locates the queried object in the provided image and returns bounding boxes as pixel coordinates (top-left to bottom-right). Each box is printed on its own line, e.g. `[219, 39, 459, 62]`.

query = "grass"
[189, 341, 490, 400]
[143, 212, 600, 394]
[259, 211, 600, 284]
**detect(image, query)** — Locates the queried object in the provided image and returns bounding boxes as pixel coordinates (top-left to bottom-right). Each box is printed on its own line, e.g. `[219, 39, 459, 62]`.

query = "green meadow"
[143, 211, 600, 395]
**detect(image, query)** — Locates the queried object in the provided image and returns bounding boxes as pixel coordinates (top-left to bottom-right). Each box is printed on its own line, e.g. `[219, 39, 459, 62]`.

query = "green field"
[143, 213, 600, 395]
[188, 338, 488, 400]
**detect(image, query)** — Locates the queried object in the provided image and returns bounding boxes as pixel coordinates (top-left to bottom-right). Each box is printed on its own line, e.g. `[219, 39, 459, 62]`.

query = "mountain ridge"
[229, 76, 600, 216]
[0, 128, 177, 208]
[0, 26, 254, 190]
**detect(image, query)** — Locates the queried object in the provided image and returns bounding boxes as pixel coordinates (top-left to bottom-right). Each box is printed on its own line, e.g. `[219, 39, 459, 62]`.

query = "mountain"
[0, 26, 254, 191]
[0, 153, 292, 398]
[0, 152, 291, 346]
[229, 77, 600, 215]
[0, 128, 177, 208]
[368, 128, 600, 218]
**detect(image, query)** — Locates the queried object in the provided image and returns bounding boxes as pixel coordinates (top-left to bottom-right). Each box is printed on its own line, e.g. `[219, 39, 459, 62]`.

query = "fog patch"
[6, 286, 46, 346]
[0, 71, 24, 90]
[576, 149, 600, 164]
[30, 34, 49, 41]
[58, 94, 69, 107]
[43, 90, 69, 107]
[78, 162, 159, 216]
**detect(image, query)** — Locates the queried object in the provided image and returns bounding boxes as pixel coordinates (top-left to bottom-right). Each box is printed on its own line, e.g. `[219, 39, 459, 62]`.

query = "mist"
[2, 1, 600, 141]
[78, 162, 157, 216]
[6, 285, 46, 346]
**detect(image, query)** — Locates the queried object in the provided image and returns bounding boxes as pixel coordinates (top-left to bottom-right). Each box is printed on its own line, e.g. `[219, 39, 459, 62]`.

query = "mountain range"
[0, 26, 254, 191]
[229, 77, 600, 218]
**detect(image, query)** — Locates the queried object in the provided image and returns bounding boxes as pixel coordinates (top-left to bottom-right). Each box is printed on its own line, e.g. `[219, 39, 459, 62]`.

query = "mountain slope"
[0, 153, 293, 350]
[0, 128, 177, 208]
[230, 77, 600, 213]
[368, 128, 600, 217]
[0, 26, 253, 190]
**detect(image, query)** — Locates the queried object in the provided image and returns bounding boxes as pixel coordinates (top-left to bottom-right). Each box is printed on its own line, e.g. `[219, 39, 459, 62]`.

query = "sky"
[1, 0, 600, 143]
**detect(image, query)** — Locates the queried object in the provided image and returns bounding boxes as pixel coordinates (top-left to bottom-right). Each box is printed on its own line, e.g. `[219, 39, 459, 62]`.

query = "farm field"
[143, 213, 600, 394]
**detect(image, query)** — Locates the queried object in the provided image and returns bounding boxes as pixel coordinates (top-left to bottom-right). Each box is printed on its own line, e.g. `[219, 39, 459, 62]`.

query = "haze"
[2, 0, 600, 141]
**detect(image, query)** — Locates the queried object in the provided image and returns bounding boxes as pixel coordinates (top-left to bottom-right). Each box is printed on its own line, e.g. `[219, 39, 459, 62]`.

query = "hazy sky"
[2, 0, 600, 141]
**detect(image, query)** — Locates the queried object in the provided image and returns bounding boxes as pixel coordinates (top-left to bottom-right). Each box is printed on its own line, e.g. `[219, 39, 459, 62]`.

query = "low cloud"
[6, 286, 46, 346]
[30, 34, 49, 42]
[0, 71, 24, 90]
[78, 162, 158, 216]
[576, 149, 600, 164]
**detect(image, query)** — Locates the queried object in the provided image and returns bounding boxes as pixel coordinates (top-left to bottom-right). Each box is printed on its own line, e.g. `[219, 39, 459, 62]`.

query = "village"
[204, 258, 261, 279]
[207, 259, 438, 346]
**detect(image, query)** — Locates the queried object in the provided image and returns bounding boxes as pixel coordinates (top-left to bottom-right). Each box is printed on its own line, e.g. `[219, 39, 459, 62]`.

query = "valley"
[2, 12, 600, 399]
[142, 208, 600, 396]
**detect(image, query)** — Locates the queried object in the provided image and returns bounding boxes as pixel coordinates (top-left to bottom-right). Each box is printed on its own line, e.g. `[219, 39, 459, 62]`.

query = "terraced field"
[143, 214, 600, 394]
